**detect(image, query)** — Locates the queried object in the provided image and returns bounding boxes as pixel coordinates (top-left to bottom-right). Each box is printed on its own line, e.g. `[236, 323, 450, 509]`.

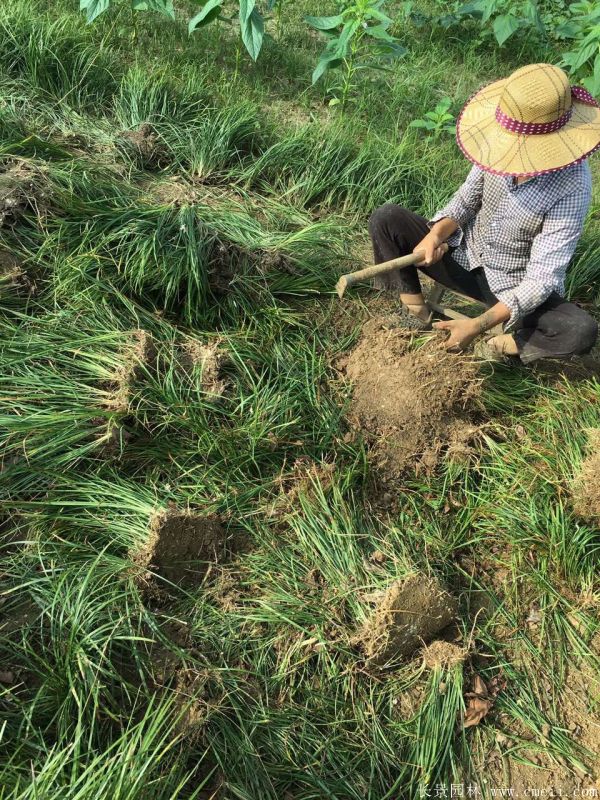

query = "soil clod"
[358, 574, 458, 665]
[339, 317, 481, 479]
[131, 508, 226, 586]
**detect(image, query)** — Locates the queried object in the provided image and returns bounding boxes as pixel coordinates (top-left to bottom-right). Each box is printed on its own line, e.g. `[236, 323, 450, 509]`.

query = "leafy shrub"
[409, 97, 456, 136]
[556, 1, 600, 94]
[306, 0, 406, 109]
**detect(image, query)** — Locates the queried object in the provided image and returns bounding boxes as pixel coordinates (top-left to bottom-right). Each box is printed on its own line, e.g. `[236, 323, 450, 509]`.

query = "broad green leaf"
[364, 23, 395, 41]
[376, 42, 407, 58]
[409, 119, 436, 129]
[481, 0, 500, 24]
[493, 13, 520, 46]
[555, 21, 582, 39]
[365, 8, 393, 25]
[312, 52, 343, 84]
[239, 0, 255, 25]
[525, 1, 545, 35]
[132, 0, 175, 17]
[305, 14, 344, 31]
[241, 7, 264, 61]
[563, 40, 597, 71]
[81, 0, 110, 23]
[458, 0, 488, 18]
[189, 0, 222, 32]
[582, 53, 600, 95]
[337, 19, 360, 51]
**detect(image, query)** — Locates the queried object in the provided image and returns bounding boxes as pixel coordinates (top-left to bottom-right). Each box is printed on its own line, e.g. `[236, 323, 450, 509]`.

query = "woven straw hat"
[457, 63, 600, 177]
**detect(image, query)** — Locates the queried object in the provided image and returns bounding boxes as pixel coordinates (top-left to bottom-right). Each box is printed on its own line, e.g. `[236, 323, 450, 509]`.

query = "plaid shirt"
[429, 162, 592, 328]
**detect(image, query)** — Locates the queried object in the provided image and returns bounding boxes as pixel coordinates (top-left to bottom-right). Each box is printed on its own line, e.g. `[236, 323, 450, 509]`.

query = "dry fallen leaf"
[463, 675, 492, 728]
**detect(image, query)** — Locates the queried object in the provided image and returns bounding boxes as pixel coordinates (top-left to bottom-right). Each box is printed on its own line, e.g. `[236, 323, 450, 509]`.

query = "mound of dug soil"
[339, 317, 481, 479]
[0, 162, 49, 227]
[357, 574, 458, 666]
[119, 124, 169, 170]
[131, 508, 226, 586]
[572, 429, 600, 522]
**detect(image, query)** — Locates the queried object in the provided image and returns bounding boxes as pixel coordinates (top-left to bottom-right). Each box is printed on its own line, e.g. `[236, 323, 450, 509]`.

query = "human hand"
[432, 318, 480, 351]
[413, 232, 448, 266]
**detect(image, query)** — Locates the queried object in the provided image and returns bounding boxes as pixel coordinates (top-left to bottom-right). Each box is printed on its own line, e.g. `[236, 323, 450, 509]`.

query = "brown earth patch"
[572, 429, 600, 522]
[180, 337, 230, 401]
[338, 317, 481, 481]
[356, 574, 458, 666]
[119, 124, 169, 170]
[0, 162, 50, 226]
[130, 507, 226, 587]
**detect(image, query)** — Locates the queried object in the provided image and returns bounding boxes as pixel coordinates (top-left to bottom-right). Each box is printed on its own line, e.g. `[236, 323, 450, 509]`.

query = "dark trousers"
[369, 204, 598, 364]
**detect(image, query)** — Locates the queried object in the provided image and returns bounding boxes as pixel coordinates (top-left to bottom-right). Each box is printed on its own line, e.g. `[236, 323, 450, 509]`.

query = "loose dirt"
[130, 507, 226, 586]
[119, 124, 169, 170]
[357, 574, 458, 666]
[338, 317, 481, 479]
[571, 429, 600, 522]
[105, 329, 156, 412]
[180, 337, 230, 400]
[421, 639, 467, 670]
[0, 162, 49, 226]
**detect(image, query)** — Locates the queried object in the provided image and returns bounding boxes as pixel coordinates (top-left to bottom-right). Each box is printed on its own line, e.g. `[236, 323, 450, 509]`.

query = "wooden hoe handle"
[335, 245, 448, 299]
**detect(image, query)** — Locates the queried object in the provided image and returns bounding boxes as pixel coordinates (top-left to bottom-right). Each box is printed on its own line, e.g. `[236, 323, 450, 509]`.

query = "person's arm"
[434, 188, 591, 350]
[415, 217, 459, 265]
[494, 189, 590, 330]
[432, 302, 511, 350]
[415, 165, 485, 265]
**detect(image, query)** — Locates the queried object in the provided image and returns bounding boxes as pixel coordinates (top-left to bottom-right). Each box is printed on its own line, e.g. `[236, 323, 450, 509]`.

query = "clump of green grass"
[0, 0, 599, 795]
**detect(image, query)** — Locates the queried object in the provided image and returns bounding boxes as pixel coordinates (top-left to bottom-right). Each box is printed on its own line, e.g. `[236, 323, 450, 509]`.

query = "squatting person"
[369, 63, 600, 362]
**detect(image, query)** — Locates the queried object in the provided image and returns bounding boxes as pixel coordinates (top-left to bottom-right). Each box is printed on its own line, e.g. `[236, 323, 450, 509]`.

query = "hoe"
[335, 250, 503, 332]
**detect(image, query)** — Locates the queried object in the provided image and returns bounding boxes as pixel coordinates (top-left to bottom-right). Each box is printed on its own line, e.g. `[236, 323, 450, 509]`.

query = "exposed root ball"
[119, 123, 169, 169]
[339, 317, 481, 479]
[358, 574, 458, 666]
[421, 640, 467, 670]
[572, 429, 600, 521]
[180, 338, 230, 400]
[131, 508, 226, 586]
[0, 162, 49, 226]
[105, 329, 156, 412]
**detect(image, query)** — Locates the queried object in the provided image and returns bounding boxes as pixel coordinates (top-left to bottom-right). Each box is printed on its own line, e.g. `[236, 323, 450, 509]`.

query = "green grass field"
[1, 1, 600, 797]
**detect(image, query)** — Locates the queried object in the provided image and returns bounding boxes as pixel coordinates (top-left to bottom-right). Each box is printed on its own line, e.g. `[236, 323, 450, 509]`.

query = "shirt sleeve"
[495, 188, 591, 330]
[427, 165, 484, 247]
